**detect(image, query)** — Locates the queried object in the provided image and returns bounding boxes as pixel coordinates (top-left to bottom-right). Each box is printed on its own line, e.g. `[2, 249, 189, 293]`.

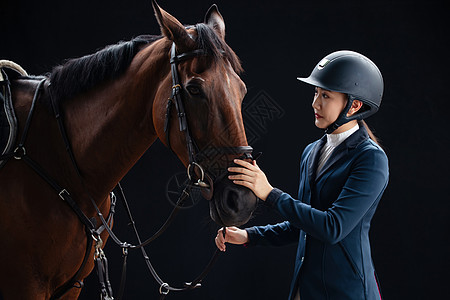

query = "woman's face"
[312, 87, 347, 130]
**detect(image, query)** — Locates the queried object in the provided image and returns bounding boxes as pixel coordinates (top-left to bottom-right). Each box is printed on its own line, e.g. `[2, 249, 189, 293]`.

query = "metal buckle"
[93, 235, 104, 259]
[121, 242, 130, 256]
[110, 191, 116, 206]
[59, 189, 69, 201]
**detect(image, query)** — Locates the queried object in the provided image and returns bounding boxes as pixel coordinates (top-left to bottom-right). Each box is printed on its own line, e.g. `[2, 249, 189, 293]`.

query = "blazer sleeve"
[266, 146, 389, 245]
[244, 144, 313, 247]
[245, 219, 300, 247]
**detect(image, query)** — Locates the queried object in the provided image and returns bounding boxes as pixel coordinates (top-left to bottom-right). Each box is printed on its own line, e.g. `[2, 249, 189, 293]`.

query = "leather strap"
[165, 42, 254, 169]
[0, 78, 98, 300]
[169, 43, 199, 164]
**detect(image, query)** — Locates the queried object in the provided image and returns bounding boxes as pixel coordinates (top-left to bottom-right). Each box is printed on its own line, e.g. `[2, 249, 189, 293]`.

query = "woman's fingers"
[227, 166, 254, 176]
[215, 226, 244, 251]
[226, 226, 239, 232]
[228, 159, 263, 177]
[231, 180, 252, 189]
[228, 174, 253, 182]
[233, 159, 257, 170]
[228, 158, 273, 201]
[215, 232, 226, 251]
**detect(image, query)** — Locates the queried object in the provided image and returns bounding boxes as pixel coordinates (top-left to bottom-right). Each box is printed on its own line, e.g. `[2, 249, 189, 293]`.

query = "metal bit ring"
[187, 162, 210, 187]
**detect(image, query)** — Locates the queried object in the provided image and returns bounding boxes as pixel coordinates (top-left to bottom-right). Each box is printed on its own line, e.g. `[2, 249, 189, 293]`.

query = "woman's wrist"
[243, 228, 251, 246]
[259, 184, 274, 201]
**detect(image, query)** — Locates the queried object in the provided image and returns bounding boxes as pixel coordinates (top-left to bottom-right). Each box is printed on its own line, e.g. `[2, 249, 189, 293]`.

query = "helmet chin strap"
[325, 95, 359, 134]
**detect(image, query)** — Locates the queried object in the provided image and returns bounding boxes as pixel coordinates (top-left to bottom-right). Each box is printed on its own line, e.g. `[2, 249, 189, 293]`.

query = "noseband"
[164, 42, 253, 191]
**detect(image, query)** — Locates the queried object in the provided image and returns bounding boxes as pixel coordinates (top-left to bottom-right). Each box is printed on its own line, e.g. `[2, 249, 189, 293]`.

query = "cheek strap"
[325, 93, 380, 134]
[325, 95, 356, 134]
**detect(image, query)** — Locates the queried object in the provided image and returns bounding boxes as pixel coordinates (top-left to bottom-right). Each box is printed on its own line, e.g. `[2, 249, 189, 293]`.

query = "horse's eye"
[186, 86, 201, 96]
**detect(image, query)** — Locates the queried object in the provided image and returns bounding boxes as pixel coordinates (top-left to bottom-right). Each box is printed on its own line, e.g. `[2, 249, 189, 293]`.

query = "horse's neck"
[64, 42, 169, 199]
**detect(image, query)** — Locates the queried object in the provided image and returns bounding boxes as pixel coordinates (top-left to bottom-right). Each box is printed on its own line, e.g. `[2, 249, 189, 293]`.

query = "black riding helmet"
[297, 50, 384, 133]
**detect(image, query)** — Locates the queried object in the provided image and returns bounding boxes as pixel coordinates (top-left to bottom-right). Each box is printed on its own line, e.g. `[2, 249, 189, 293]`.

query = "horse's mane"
[49, 35, 160, 102]
[49, 24, 242, 102]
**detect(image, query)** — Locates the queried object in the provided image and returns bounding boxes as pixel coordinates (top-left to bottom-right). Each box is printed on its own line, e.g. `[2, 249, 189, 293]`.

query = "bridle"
[99, 42, 257, 298]
[108, 42, 257, 298]
[164, 42, 254, 197]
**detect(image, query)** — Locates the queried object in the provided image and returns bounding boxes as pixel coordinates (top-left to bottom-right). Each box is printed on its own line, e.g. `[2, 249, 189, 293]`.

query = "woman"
[215, 50, 389, 300]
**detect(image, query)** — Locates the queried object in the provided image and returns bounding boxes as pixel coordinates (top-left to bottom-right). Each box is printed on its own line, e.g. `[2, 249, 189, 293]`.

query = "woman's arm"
[267, 148, 389, 244]
[215, 221, 300, 251]
[228, 147, 389, 244]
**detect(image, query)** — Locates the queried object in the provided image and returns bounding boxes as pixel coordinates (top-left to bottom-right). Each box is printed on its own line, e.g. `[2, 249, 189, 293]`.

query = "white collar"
[326, 123, 359, 148]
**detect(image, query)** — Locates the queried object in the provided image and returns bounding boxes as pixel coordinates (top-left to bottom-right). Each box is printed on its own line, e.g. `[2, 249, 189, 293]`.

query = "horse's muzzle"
[208, 175, 258, 227]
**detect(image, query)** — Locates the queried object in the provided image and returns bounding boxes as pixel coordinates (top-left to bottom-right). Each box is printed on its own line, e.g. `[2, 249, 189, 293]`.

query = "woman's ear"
[347, 100, 363, 116]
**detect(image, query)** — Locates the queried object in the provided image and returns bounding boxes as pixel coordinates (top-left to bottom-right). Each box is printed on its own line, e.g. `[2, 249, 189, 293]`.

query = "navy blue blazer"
[246, 125, 389, 300]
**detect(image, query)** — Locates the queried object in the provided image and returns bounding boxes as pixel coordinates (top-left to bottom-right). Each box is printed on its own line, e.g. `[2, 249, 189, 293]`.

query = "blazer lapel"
[316, 145, 348, 181]
[308, 135, 326, 188]
[315, 124, 369, 181]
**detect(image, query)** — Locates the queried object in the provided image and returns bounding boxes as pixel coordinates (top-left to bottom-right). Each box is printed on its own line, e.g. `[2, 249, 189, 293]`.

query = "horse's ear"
[204, 4, 225, 40]
[151, 0, 195, 50]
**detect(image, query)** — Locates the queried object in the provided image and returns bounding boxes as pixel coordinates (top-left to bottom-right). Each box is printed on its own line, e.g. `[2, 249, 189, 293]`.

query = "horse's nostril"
[226, 190, 239, 213]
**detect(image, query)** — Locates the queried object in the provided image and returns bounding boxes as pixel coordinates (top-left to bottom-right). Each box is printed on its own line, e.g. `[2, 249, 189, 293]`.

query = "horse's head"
[151, 1, 258, 227]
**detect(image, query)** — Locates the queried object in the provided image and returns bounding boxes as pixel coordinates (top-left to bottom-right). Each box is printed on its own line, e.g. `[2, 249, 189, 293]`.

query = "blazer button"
[301, 257, 304, 262]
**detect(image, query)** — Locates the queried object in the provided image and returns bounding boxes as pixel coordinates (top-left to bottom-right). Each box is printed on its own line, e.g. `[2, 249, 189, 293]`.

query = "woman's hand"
[215, 227, 249, 252]
[228, 159, 273, 201]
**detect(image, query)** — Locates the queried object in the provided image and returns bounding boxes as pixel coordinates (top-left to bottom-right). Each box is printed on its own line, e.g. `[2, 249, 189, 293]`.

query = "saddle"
[0, 60, 28, 169]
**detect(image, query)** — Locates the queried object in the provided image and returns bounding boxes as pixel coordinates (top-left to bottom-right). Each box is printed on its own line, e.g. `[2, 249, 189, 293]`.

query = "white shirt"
[317, 123, 359, 173]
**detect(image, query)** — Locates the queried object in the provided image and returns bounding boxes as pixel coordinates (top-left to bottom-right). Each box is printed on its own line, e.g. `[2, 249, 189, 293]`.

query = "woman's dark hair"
[359, 120, 381, 147]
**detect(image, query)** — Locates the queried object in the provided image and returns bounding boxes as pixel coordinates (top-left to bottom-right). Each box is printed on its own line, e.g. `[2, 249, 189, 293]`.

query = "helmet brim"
[297, 76, 330, 92]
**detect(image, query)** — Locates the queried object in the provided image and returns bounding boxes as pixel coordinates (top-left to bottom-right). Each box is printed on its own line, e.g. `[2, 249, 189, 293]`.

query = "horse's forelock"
[195, 23, 243, 74]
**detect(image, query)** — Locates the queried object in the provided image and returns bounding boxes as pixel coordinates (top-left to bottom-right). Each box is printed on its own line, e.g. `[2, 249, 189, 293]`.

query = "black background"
[1, 0, 449, 299]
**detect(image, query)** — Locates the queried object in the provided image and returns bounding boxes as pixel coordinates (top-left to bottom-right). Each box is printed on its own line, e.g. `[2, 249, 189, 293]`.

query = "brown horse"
[0, 1, 257, 299]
